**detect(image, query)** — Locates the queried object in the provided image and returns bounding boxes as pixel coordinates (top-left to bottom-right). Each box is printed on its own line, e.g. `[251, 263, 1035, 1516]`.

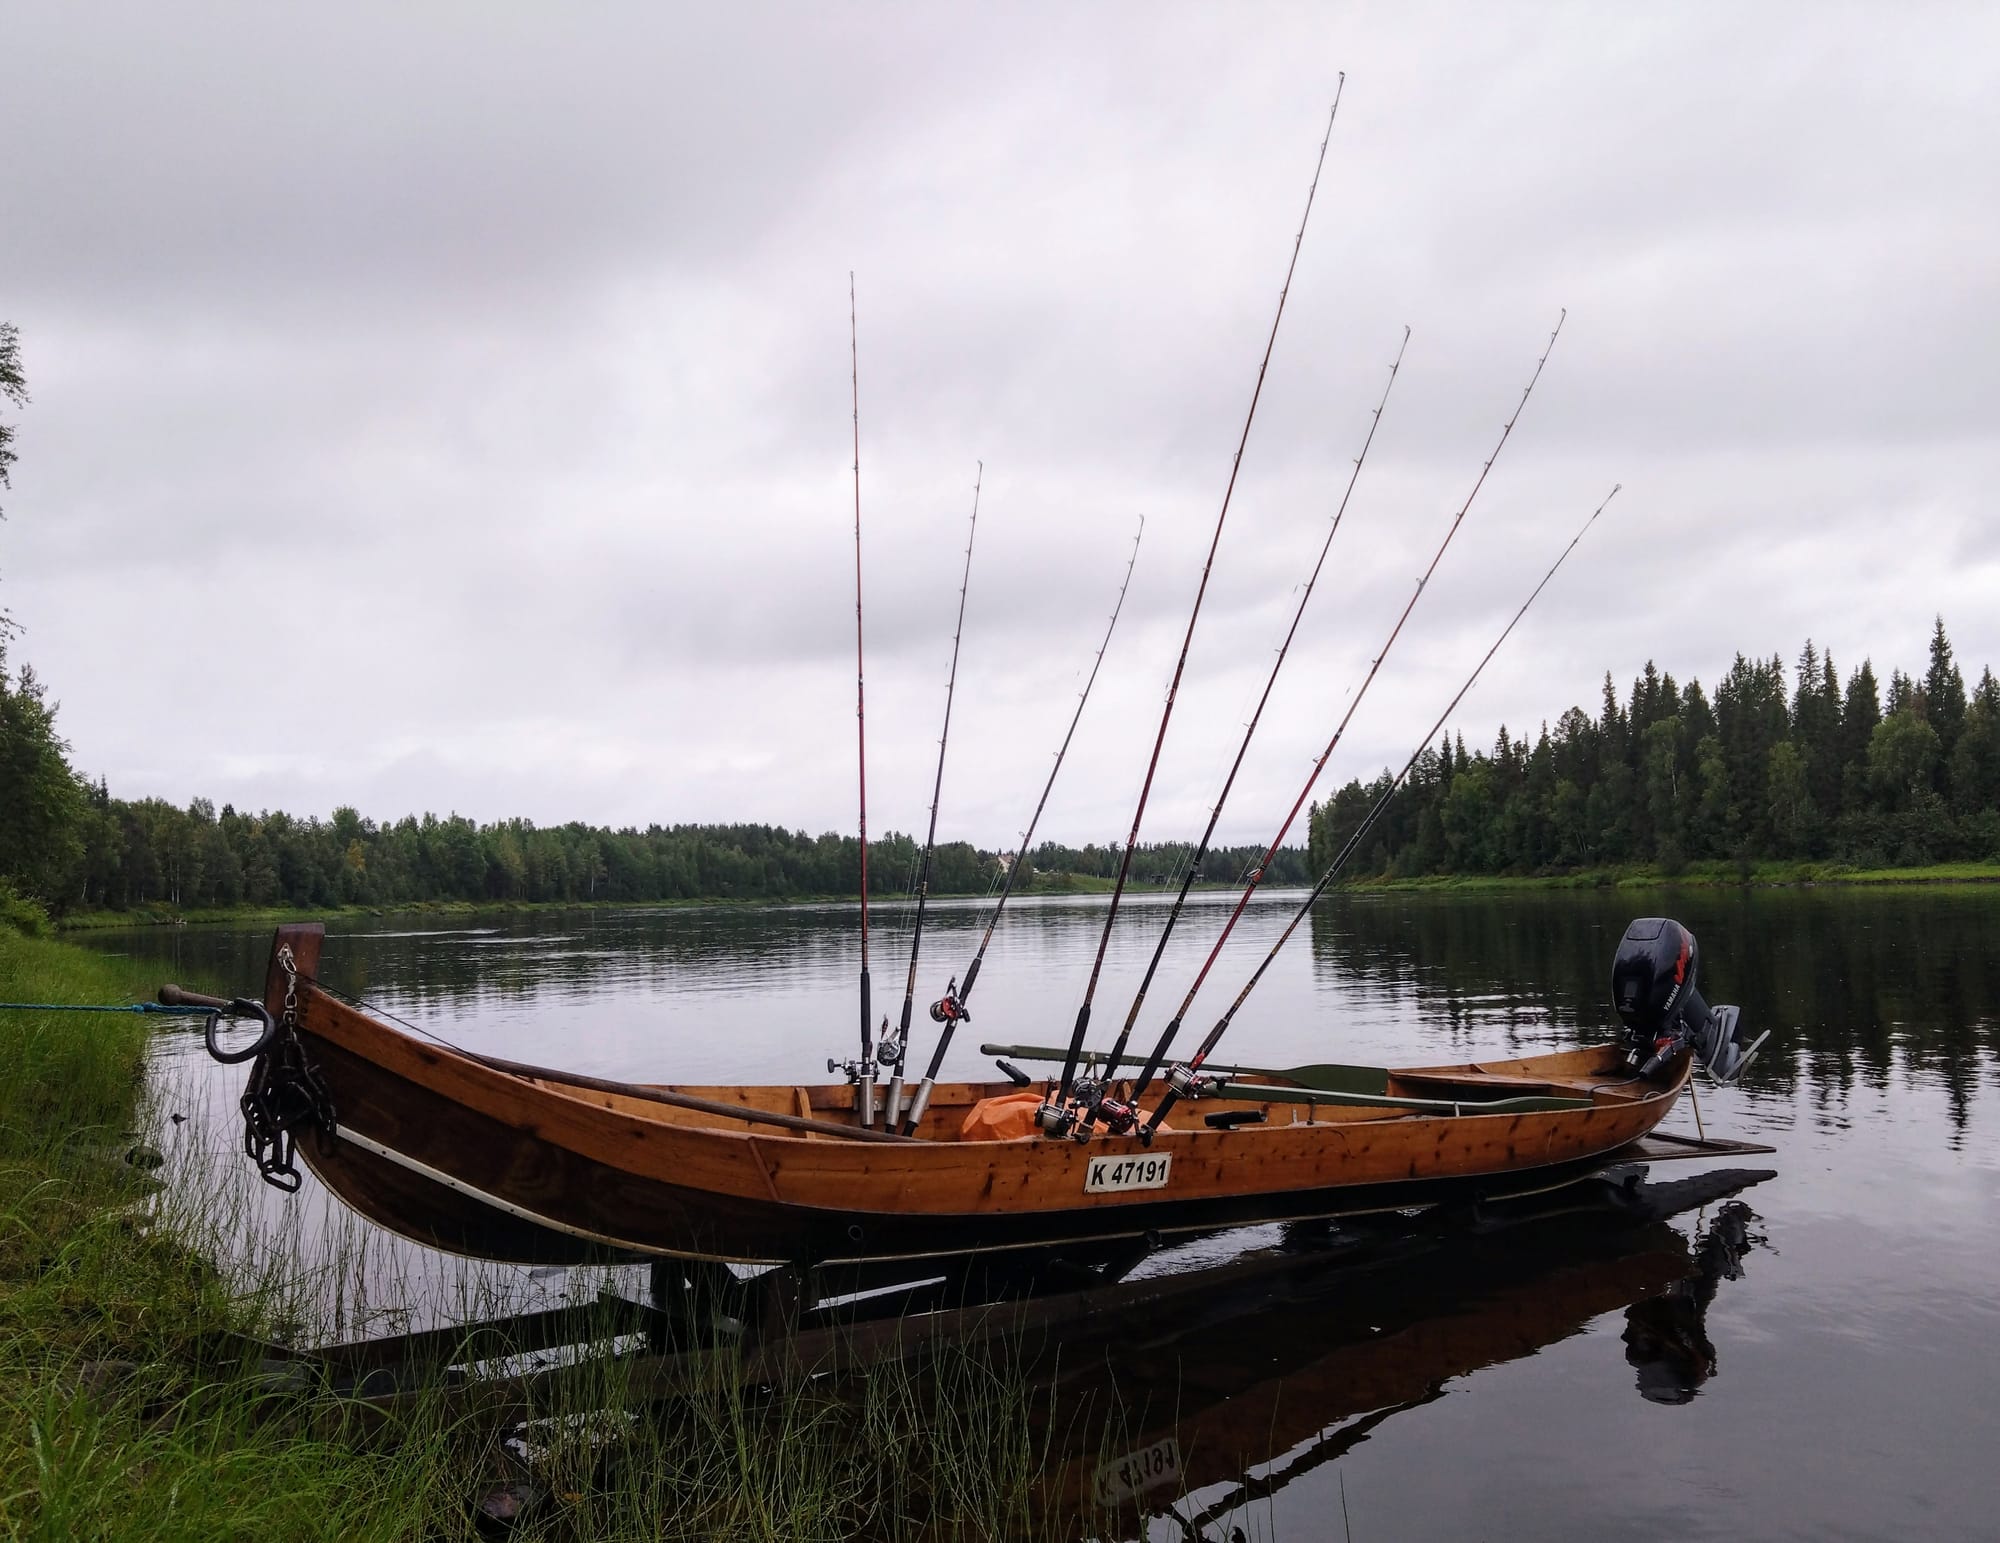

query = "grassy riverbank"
[1345, 858, 2000, 892]
[0, 921, 1093, 1540]
[0, 924, 456, 1539]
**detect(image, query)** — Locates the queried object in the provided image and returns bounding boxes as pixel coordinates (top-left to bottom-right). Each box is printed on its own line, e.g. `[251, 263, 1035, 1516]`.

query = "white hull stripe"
[329, 1123, 1657, 1272]
[331, 1125, 682, 1258]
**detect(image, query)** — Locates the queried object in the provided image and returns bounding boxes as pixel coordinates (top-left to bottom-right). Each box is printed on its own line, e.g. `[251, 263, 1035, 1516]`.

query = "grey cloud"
[6, 2, 1997, 850]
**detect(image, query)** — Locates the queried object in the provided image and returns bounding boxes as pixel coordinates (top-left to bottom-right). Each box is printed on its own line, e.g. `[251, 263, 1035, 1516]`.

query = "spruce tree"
[1924, 615, 1967, 763]
[1948, 668, 2000, 817]
[1842, 660, 1882, 812]
[1794, 639, 1842, 816]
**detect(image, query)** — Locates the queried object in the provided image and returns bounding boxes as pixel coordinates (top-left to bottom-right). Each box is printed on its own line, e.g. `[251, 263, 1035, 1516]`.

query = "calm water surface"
[91, 886, 2000, 1540]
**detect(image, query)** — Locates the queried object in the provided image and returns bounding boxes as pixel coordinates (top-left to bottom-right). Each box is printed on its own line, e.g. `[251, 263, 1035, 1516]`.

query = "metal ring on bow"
[205, 999, 278, 1064]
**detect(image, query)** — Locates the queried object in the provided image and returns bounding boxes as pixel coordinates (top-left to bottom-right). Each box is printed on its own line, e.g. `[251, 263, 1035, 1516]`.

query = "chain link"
[238, 942, 336, 1192]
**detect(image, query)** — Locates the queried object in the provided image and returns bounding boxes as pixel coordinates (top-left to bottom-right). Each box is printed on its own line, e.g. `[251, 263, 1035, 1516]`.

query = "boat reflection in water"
[893, 1165, 1774, 1539]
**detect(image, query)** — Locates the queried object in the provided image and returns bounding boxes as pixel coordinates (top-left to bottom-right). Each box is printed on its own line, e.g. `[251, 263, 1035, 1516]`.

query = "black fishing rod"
[880, 465, 983, 1127]
[896, 515, 1146, 1136]
[1048, 80, 1347, 1126]
[1138, 481, 1620, 1140]
[1121, 311, 1569, 1112]
[1075, 326, 1410, 1139]
[848, 275, 879, 1125]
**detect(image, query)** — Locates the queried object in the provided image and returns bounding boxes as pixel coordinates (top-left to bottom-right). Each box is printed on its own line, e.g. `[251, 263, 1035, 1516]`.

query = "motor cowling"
[1611, 917, 1761, 1082]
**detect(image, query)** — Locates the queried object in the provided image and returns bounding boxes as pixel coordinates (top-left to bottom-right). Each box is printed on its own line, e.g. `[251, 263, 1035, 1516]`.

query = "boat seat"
[1391, 1071, 1583, 1099]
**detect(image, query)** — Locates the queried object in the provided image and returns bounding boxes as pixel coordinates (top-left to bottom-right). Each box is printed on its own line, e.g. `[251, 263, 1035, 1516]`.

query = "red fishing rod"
[1120, 310, 1569, 1112]
[897, 516, 1145, 1135]
[847, 274, 879, 1125]
[879, 465, 983, 1127]
[1046, 80, 1348, 1130]
[1075, 325, 1410, 1138]
[1138, 480, 1620, 1141]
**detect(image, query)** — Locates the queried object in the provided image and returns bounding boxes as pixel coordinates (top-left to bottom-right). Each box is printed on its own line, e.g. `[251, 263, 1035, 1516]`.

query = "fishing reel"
[1165, 1063, 1211, 1102]
[1611, 918, 1767, 1084]
[873, 1015, 902, 1069]
[1034, 1099, 1077, 1139]
[1090, 1096, 1139, 1137]
[928, 977, 970, 1026]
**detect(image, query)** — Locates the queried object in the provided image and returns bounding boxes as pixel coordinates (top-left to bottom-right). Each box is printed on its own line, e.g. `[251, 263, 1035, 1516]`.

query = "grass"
[0, 920, 1132, 1541]
[0, 924, 459, 1540]
[1346, 857, 2000, 892]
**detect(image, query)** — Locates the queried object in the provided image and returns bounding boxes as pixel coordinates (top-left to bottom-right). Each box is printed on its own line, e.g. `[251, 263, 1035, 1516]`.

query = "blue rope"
[0, 1001, 216, 1016]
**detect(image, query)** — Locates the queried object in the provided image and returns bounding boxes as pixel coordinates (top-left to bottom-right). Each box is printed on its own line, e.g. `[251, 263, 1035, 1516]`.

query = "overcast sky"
[5, 3, 1996, 850]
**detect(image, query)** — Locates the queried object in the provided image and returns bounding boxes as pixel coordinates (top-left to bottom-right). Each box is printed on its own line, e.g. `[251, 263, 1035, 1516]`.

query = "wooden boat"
[198, 922, 1706, 1269]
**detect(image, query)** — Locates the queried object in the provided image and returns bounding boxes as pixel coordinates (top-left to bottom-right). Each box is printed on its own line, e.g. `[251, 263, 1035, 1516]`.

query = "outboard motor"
[1610, 918, 1766, 1083]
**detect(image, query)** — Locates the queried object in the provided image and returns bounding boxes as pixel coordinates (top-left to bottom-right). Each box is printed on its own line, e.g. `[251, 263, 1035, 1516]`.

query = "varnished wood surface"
[262, 926, 1691, 1265]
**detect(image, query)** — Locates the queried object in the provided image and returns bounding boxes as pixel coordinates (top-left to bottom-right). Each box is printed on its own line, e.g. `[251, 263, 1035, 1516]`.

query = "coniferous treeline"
[1308, 618, 2000, 879]
[11, 774, 1310, 917]
[8, 619, 1995, 919]
[1, 653, 1314, 918]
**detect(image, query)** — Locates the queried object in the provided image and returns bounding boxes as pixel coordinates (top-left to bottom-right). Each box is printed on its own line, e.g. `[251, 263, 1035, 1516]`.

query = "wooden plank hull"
[261, 924, 1691, 1267]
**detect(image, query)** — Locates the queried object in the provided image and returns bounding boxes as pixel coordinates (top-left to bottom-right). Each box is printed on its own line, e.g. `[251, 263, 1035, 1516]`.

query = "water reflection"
[1308, 887, 2000, 1142]
[1622, 1201, 1764, 1405]
[84, 887, 2000, 1541]
[766, 1167, 1774, 1541]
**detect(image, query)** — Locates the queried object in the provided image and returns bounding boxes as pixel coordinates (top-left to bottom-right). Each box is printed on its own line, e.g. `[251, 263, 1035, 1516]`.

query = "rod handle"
[159, 984, 231, 1011]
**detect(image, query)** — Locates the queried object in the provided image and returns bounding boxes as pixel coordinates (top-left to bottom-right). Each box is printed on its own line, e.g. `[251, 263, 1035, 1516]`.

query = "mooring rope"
[0, 1000, 217, 1016]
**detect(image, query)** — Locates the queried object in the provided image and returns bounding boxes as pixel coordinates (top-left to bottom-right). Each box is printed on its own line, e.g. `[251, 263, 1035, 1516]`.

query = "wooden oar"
[978, 1041, 1389, 1098]
[477, 1054, 923, 1145]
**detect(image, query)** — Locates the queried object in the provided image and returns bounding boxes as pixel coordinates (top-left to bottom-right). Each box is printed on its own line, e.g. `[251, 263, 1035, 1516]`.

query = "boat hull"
[261, 926, 1691, 1267]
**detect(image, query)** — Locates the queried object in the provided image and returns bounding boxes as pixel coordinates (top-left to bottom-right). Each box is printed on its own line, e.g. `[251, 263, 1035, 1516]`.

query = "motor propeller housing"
[1610, 917, 1764, 1082]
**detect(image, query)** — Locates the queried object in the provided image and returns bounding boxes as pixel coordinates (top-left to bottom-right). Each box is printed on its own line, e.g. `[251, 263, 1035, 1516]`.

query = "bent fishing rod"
[1073, 325, 1411, 1139]
[1138, 481, 1621, 1140]
[877, 465, 983, 1127]
[895, 515, 1146, 1135]
[1117, 309, 1569, 1115]
[1049, 79, 1347, 1124]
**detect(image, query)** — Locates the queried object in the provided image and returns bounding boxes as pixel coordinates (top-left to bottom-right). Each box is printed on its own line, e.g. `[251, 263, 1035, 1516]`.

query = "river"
[86, 884, 2000, 1540]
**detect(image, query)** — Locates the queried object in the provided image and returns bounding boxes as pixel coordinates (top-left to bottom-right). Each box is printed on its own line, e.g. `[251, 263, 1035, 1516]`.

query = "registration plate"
[1093, 1437, 1181, 1503]
[1083, 1152, 1172, 1193]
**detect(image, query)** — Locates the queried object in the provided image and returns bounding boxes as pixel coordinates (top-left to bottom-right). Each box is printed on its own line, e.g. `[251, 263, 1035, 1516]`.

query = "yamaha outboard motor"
[1610, 918, 1766, 1083]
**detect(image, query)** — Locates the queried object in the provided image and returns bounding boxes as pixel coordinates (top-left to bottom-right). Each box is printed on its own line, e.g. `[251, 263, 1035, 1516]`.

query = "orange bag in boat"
[957, 1090, 1173, 1140]
[959, 1090, 1044, 1141]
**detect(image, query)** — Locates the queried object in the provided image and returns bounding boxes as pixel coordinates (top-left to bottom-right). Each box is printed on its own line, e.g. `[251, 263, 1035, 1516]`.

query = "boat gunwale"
[292, 977, 1687, 1180]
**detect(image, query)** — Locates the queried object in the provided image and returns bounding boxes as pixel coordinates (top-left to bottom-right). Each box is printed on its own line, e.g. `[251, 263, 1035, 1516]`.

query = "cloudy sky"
[5, 3, 1996, 851]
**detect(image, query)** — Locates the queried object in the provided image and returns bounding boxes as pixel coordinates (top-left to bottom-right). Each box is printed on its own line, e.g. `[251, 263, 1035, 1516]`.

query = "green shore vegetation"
[0, 922, 462, 1538]
[0, 915, 1118, 1540]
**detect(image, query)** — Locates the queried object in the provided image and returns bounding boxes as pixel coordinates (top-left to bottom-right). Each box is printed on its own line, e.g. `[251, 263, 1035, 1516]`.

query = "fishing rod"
[879, 464, 983, 1127]
[1074, 325, 1411, 1139]
[1138, 481, 1621, 1141]
[846, 274, 880, 1125]
[1117, 310, 1569, 1116]
[1046, 80, 1347, 1128]
[895, 516, 1146, 1136]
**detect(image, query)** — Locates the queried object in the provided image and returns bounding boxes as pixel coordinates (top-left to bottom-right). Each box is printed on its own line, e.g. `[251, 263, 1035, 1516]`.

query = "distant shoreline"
[54, 859, 2000, 930]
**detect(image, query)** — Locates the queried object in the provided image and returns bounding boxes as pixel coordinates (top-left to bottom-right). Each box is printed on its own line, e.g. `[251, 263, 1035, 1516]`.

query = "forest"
[1308, 619, 2000, 880]
[0, 740, 1310, 918]
[4, 326, 1995, 920]
[3, 612, 1994, 919]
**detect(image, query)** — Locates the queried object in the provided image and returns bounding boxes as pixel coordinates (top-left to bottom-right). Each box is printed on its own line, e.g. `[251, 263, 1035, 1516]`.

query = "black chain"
[236, 945, 337, 1192]
[239, 1034, 336, 1191]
